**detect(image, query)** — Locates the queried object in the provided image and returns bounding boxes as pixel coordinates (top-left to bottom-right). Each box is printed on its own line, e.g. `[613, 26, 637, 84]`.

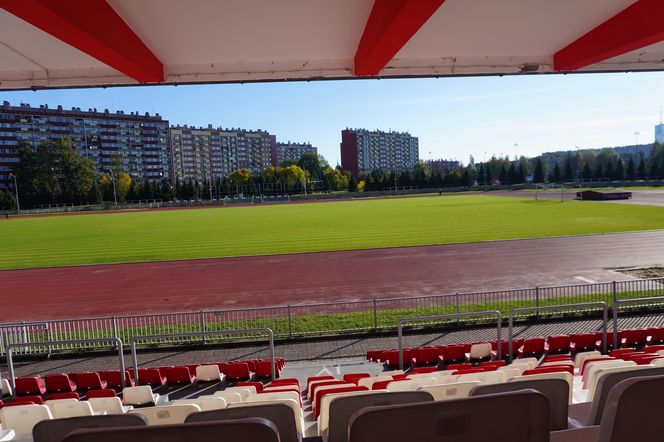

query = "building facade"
[340, 128, 419, 176]
[656, 123, 664, 144]
[170, 125, 272, 182]
[426, 159, 460, 174]
[270, 140, 317, 166]
[0, 101, 169, 188]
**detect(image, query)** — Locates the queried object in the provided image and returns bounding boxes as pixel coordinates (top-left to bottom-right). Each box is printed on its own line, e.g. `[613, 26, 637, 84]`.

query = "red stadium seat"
[480, 360, 507, 368]
[214, 362, 228, 374]
[410, 347, 439, 367]
[609, 348, 638, 358]
[313, 386, 367, 419]
[105, 370, 134, 389]
[629, 354, 664, 365]
[644, 345, 664, 353]
[580, 356, 615, 375]
[410, 366, 439, 374]
[306, 376, 335, 392]
[137, 368, 166, 387]
[4, 398, 39, 406]
[166, 366, 195, 384]
[519, 337, 545, 357]
[254, 360, 279, 378]
[621, 329, 649, 348]
[439, 344, 469, 364]
[522, 365, 573, 376]
[491, 339, 522, 360]
[48, 392, 80, 400]
[343, 373, 371, 384]
[646, 327, 664, 345]
[185, 364, 200, 375]
[270, 378, 300, 389]
[11, 395, 44, 405]
[446, 363, 472, 371]
[383, 349, 410, 369]
[15, 377, 46, 396]
[452, 368, 491, 375]
[310, 380, 348, 398]
[154, 366, 174, 378]
[237, 381, 264, 393]
[225, 363, 252, 380]
[73, 372, 107, 390]
[543, 354, 572, 363]
[545, 335, 571, 354]
[86, 389, 117, 398]
[45, 374, 77, 394]
[569, 333, 597, 353]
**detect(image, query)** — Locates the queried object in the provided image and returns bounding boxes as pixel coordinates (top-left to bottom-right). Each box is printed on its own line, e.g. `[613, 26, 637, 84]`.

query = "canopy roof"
[1, 0, 663, 90]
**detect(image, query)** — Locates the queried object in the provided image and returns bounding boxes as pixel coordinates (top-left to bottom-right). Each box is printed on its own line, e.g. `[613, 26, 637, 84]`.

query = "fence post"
[373, 299, 378, 332]
[612, 281, 618, 349]
[200, 311, 206, 343]
[112, 316, 118, 339]
[455, 294, 460, 326]
[535, 287, 540, 319]
[287, 305, 293, 338]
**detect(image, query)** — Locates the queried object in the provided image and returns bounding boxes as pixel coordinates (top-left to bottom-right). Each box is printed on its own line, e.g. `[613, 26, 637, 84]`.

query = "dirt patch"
[616, 266, 664, 279]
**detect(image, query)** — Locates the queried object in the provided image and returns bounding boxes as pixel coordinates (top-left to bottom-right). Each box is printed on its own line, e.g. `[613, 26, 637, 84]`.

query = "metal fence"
[1, 277, 664, 356]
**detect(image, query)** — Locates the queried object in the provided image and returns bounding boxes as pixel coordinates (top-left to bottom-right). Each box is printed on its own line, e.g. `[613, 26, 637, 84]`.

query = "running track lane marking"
[575, 276, 598, 283]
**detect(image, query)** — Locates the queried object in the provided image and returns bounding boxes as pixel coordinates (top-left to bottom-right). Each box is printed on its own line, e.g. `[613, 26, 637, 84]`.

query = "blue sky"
[1, 71, 663, 166]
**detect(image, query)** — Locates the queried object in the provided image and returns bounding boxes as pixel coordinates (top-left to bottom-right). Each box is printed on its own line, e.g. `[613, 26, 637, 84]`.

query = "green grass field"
[2, 194, 664, 270]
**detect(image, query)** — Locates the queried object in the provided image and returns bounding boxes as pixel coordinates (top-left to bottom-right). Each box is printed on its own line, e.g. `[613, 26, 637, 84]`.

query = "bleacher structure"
[3, 321, 664, 441]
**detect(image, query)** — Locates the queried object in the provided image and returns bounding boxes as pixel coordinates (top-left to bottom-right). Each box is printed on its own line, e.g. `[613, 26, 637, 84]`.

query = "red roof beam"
[354, 0, 446, 76]
[554, 0, 664, 72]
[0, 0, 163, 83]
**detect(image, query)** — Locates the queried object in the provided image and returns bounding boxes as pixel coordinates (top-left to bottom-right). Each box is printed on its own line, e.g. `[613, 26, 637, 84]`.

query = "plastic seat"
[470, 378, 569, 430]
[386, 378, 437, 391]
[457, 370, 506, 384]
[236, 381, 264, 393]
[0, 404, 53, 436]
[519, 337, 545, 357]
[570, 333, 598, 353]
[313, 386, 367, 419]
[410, 347, 439, 366]
[129, 404, 200, 426]
[15, 376, 46, 396]
[254, 360, 278, 378]
[306, 376, 335, 392]
[48, 392, 80, 401]
[409, 366, 439, 374]
[88, 396, 134, 414]
[212, 391, 243, 404]
[172, 396, 227, 411]
[348, 390, 549, 442]
[86, 389, 116, 398]
[325, 391, 434, 442]
[343, 373, 371, 385]
[248, 391, 301, 409]
[137, 369, 166, 387]
[357, 376, 393, 389]
[1, 378, 12, 397]
[195, 365, 224, 382]
[621, 329, 649, 348]
[72, 373, 106, 391]
[51, 400, 95, 419]
[545, 335, 571, 354]
[308, 380, 346, 399]
[224, 386, 256, 398]
[45, 374, 77, 394]
[263, 385, 299, 394]
[418, 381, 482, 401]
[467, 343, 492, 361]
[105, 371, 134, 389]
[32, 414, 147, 442]
[522, 365, 574, 376]
[60, 417, 280, 442]
[122, 386, 159, 407]
[226, 363, 252, 380]
[12, 395, 45, 405]
[166, 366, 195, 384]
[439, 344, 469, 364]
[270, 378, 300, 389]
[646, 327, 664, 345]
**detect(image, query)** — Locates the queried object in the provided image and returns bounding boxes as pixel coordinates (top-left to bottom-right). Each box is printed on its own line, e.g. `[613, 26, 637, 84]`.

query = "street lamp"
[107, 170, 118, 207]
[8, 172, 19, 212]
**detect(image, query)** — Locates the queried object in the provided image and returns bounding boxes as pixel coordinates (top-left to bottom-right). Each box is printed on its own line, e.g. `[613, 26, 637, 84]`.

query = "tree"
[281, 165, 305, 188]
[638, 152, 647, 179]
[533, 158, 544, 183]
[550, 163, 562, 183]
[626, 157, 636, 181]
[582, 163, 593, 181]
[614, 158, 625, 181]
[116, 172, 132, 202]
[563, 154, 574, 182]
[229, 169, 253, 186]
[323, 167, 349, 191]
[297, 153, 328, 179]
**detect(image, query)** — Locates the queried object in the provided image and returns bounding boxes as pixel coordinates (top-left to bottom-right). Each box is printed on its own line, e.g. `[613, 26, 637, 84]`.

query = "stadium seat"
[105, 370, 134, 389]
[409, 366, 439, 374]
[72, 373, 106, 391]
[342, 373, 371, 385]
[195, 364, 224, 382]
[270, 378, 300, 389]
[246, 391, 302, 410]
[50, 400, 95, 419]
[543, 354, 573, 363]
[212, 391, 243, 404]
[48, 392, 80, 401]
[519, 337, 545, 357]
[172, 396, 227, 411]
[153, 366, 173, 378]
[32, 414, 147, 442]
[457, 370, 505, 384]
[59, 418, 280, 442]
[643, 344, 664, 353]
[522, 365, 574, 376]
[512, 371, 574, 404]
[86, 389, 117, 398]
[45, 374, 77, 394]
[166, 366, 195, 384]
[186, 403, 300, 442]
[621, 329, 649, 348]
[88, 396, 134, 414]
[122, 386, 159, 407]
[609, 348, 637, 358]
[446, 362, 472, 371]
[263, 385, 299, 395]
[15, 376, 46, 396]
[580, 356, 616, 375]
[253, 360, 277, 378]
[224, 386, 256, 398]
[418, 381, 481, 401]
[438, 344, 469, 364]
[348, 390, 549, 442]
[646, 327, 664, 345]
[357, 376, 393, 389]
[386, 378, 437, 391]
[307, 375, 335, 391]
[467, 343, 492, 361]
[324, 391, 433, 442]
[313, 386, 368, 419]
[410, 347, 439, 367]
[0, 404, 53, 437]
[137, 368, 166, 387]
[545, 335, 571, 354]
[129, 404, 200, 426]
[226, 363, 252, 380]
[308, 380, 347, 399]
[1, 378, 12, 397]
[569, 333, 598, 353]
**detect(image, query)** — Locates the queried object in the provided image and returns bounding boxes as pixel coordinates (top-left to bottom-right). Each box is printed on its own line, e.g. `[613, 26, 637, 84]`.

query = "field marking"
[575, 276, 598, 283]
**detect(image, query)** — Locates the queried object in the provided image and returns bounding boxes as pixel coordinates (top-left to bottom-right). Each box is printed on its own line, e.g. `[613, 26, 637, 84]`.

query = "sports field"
[2, 194, 664, 270]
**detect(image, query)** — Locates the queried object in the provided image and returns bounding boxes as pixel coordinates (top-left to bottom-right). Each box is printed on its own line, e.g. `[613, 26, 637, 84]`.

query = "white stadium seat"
[123, 385, 160, 406]
[51, 400, 94, 418]
[195, 365, 225, 382]
[129, 404, 200, 425]
[0, 404, 53, 436]
[172, 396, 227, 411]
[212, 391, 243, 404]
[418, 381, 481, 401]
[88, 396, 133, 414]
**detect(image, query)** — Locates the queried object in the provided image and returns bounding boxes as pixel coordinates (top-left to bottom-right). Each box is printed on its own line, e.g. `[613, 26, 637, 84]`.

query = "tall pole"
[107, 170, 118, 207]
[634, 131, 640, 145]
[8, 172, 19, 212]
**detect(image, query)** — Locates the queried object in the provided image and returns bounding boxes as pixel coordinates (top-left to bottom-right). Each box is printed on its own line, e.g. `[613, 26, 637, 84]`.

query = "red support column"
[354, 0, 446, 76]
[554, 0, 664, 72]
[0, 0, 163, 83]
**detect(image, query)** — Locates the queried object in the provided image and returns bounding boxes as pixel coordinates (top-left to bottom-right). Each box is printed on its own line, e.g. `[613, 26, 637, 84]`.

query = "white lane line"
[575, 276, 598, 283]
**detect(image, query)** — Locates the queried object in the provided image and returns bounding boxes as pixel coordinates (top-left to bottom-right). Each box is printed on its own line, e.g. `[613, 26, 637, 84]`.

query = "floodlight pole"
[8, 172, 19, 212]
[107, 170, 118, 207]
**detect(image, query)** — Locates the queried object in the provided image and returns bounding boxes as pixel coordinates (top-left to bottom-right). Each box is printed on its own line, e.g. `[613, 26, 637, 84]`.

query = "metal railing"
[1, 278, 663, 356]
[130, 328, 275, 382]
[612, 296, 664, 348]
[507, 302, 609, 362]
[4, 338, 125, 394]
[397, 311, 502, 370]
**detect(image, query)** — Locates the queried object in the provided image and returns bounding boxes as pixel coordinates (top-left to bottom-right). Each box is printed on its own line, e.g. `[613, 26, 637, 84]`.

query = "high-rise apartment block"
[170, 125, 271, 182]
[270, 140, 317, 166]
[340, 128, 419, 176]
[656, 123, 664, 144]
[0, 101, 169, 188]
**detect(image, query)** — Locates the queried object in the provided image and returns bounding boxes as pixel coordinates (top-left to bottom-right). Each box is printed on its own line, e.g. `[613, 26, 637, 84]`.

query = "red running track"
[1, 230, 663, 322]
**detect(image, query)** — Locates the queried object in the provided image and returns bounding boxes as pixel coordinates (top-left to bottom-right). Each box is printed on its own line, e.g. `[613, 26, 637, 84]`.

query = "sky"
[1, 71, 663, 166]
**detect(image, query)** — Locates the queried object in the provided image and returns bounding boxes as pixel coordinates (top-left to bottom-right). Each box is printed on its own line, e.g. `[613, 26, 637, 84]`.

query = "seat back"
[247, 391, 300, 407]
[33, 414, 147, 442]
[224, 386, 255, 398]
[212, 391, 243, 404]
[60, 418, 279, 442]
[597, 375, 664, 442]
[456, 370, 506, 384]
[584, 360, 635, 389]
[386, 378, 437, 391]
[172, 396, 227, 411]
[469, 343, 492, 360]
[87, 397, 129, 415]
[348, 390, 549, 442]
[195, 364, 222, 382]
[574, 350, 602, 369]
[128, 404, 200, 425]
[357, 376, 392, 389]
[51, 401, 94, 419]
[122, 386, 156, 406]
[0, 404, 53, 436]
[587, 364, 646, 401]
[186, 402, 299, 442]
[587, 366, 664, 426]
[513, 371, 574, 404]
[1, 378, 12, 396]
[470, 378, 568, 431]
[327, 391, 434, 442]
[418, 381, 481, 401]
